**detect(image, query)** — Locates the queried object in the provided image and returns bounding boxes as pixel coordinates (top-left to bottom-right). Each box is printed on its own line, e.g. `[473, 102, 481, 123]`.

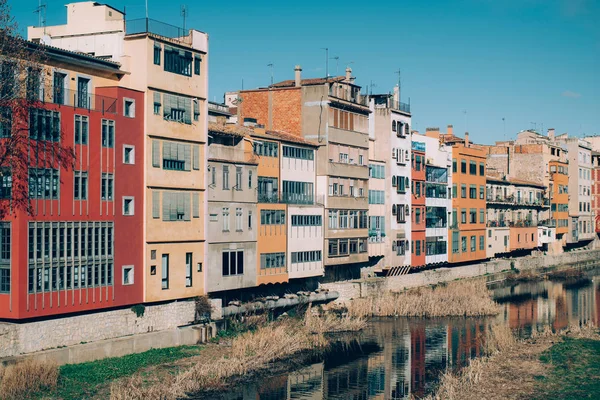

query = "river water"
[211, 267, 600, 400]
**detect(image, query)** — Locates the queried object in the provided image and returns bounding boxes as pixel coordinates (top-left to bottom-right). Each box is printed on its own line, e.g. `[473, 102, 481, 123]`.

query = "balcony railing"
[390, 100, 410, 114]
[486, 194, 549, 207]
[208, 102, 231, 115]
[125, 18, 191, 44]
[328, 85, 369, 106]
[258, 192, 324, 205]
[33, 86, 118, 114]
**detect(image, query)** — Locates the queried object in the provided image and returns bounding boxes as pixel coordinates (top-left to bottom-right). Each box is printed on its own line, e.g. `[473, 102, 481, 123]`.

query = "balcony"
[125, 18, 191, 45]
[328, 85, 369, 107]
[258, 192, 324, 205]
[389, 100, 411, 114]
[37, 86, 117, 114]
[208, 102, 231, 115]
[486, 194, 549, 208]
[487, 220, 508, 228]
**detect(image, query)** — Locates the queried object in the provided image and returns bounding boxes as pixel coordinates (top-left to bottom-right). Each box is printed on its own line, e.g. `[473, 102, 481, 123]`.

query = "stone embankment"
[322, 249, 600, 303]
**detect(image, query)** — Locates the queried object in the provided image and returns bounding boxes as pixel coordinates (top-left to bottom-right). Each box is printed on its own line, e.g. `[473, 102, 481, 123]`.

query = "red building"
[592, 152, 600, 234]
[0, 43, 144, 319]
[411, 141, 426, 268]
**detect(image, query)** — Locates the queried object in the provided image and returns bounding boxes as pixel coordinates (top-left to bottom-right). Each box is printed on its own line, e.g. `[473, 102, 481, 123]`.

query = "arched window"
[392, 176, 397, 186]
[405, 123, 410, 136]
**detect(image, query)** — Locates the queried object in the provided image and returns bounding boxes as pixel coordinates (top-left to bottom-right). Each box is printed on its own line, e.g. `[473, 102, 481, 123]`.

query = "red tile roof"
[251, 129, 320, 147]
[208, 122, 253, 138]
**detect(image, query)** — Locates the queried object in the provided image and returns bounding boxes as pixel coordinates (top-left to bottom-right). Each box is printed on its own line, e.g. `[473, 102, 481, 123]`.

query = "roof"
[486, 176, 546, 189]
[440, 134, 465, 144]
[208, 122, 253, 138]
[269, 76, 347, 88]
[251, 130, 320, 147]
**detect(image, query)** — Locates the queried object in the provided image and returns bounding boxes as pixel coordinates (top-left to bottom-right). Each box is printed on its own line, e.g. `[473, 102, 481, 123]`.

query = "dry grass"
[110, 312, 364, 400]
[0, 358, 58, 399]
[423, 323, 600, 400]
[346, 279, 500, 318]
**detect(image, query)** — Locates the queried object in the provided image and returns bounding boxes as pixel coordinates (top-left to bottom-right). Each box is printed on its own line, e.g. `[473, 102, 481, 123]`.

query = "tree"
[0, 0, 75, 219]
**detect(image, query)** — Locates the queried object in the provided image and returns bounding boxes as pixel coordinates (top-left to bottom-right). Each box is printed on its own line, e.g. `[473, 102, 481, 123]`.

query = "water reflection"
[211, 270, 600, 399]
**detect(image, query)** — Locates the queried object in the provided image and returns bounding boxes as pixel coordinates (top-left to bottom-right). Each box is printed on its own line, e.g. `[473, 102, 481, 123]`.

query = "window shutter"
[163, 93, 172, 118]
[193, 99, 199, 116]
[163, 141, 171, 161]
[192, 192, 199, 218]
[152, 140, 160, 167]
[192, 145, 200, 170]
[184, 98, 192, 124]
[153, 91, 161, 106]
[184, 192, 191, 221]
[184, 145, 191, 171]
[152, 191, 160, 219]
[162, 191, 170, 220]
[171, 192, 179, 221]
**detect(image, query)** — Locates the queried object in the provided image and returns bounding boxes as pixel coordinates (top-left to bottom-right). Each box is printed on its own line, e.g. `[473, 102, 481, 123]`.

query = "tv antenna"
[321, 48, 329, 80]
[369, 80, 377, 96]
[330, 56, 340, 76]
[180, 5, 188, 32]
[267, 63, 274, 86]
[34, 0, 47, 30]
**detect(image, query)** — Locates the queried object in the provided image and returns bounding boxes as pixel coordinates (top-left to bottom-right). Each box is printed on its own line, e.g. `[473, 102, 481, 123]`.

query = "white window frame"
[123, 97, 136, 118]
[123, 145, 135, 165]
[122, 265, 134, 285]
[122, 196, 135, 216]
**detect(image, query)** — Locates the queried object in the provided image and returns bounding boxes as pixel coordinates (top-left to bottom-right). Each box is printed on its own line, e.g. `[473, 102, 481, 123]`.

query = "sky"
[8, 0, 600, 144]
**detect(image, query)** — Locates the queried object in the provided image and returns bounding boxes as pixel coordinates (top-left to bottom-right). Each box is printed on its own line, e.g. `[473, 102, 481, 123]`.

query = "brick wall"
[272, 89, 302, 135]
[240, 90, 269, 127]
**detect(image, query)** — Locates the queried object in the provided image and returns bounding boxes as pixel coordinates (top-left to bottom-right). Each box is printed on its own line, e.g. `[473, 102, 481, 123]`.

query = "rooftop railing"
[125, 18, 191, 45]
[30, 86, 118, 114]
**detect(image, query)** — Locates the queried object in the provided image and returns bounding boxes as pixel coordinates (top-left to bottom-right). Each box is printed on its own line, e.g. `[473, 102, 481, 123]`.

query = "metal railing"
[328, 85, 369, 106]
[32, 86, 118, 114]
[258, 192, 324, 205]
[208, 102, 231, 114]
[125, 18, 191, 44]
[390, 100, 410, 113]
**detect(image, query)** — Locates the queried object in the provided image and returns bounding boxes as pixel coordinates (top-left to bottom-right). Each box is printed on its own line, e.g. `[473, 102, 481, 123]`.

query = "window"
[185, 253, 193, 287]
[452, 231, 459, 254]
[153, 92, 161, 115]
[29, 108, 60, 142]
[452, 159, 457, 173]
[248, 210, 253, 229]
[74, 171, 88, 200]
[194, 56, 201, 75]
[223, 166, 230, 190]
[461, 209, 467, 224]
[480, 209, 485, 223]
[161, 254, 169, 289]
[222, 250, 244, 276]
[222, 207, 230, 231]
[461, 236, 467, 252]
[26, 67, 41, 101]
[162, 142, 191, 171]
[248, 170, 253, 189]
[153, 43, 161, 65]
[235, 208, 243, 231]
[369, 190, 385, 204]
[0, 223, 10, 293]
[124, 98, 135, 118]
[283, 145, 314, 160]
[235, 167, 242, 190]
[479, 235, 484, 250]
[369, 164, 385, 179]
[358, 155, 364, 165]
[461, 184, 467, 198]
[479, 186, 484, 199]
[469, 161, 477, 175]
[101, 119, 115, 148]
[74, 115, 88, 144]
[260, 210, 285, 225]
[193, 99, 200, 121]
[52, 72, 66, 104]
[469, 185, 476, 199]
[460, 159, 467, 174]
[470, 236, 476, 252]
[161, 191, 191, 221]
[254, 141, 278, 157]
[291, 250, 322, 263]
[123, 197, 134, 216]
[164, 46, 192, 76]
[163, 93, 191, 124]
[29, 168, 59, 199]
[452, 184, 457, 199]
[98, 173, 114, 202]
[260, 252, 286, 269]
[469, 209, 477, 223]
[292, 214, 323, 226]
[479, 162, 485, 176]
[123, 145, 135, 164]
[122, 266, 134, 285]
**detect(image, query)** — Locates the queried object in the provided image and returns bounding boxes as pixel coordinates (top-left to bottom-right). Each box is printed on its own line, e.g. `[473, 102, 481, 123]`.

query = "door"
[77, 77, 90, 109]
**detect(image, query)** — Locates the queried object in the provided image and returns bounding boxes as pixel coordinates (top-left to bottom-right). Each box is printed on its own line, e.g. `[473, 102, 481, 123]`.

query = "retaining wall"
[322, 249, 600, 302]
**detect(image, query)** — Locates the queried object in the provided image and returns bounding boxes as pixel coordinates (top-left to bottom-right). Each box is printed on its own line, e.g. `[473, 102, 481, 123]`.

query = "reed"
[0, 359, 58, 399]
[346, 279, 500, 318]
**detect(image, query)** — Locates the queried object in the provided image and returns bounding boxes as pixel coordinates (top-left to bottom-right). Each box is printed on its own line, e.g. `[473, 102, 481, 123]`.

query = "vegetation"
[343, 279, 500, 318]
[131, 304, 145, 318]
[0, 359, 58, 399]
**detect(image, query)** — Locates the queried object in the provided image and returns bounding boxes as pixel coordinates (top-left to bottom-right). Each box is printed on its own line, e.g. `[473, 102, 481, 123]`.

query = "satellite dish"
[40, 34, 52, 46]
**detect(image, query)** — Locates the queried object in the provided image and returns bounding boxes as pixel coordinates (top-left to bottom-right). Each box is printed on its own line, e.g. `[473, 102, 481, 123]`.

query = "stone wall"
[322, 249, 600, 302]
[0, 299, 196, 358]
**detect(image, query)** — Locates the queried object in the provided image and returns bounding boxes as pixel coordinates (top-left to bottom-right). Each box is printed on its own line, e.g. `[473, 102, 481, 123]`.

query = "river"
[209, 267, 600, 399]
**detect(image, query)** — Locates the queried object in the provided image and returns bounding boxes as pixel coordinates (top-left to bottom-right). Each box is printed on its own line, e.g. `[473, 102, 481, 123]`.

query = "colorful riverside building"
[410, 140, 426, 268]
[432, 127, 487, 264]
[236, 66, 369, 280]
[29, 2, 209, 301]
[368, 89, 412, 276]
[0, 41, 144, 319]
[549, 160, 570, 243]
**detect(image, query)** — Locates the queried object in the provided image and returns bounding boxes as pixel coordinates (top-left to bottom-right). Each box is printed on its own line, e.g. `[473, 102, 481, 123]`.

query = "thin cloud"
[562, 90, 581, 98]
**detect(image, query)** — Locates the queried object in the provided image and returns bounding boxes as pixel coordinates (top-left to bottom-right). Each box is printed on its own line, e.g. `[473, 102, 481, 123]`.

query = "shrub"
[131, 304, 145, 318]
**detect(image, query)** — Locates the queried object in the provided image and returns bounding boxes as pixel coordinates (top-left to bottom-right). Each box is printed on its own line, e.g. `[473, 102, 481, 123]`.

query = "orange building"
[411, 141, 426, 267]
[549, 160, 569, 239]
[440, 128, 487, 263]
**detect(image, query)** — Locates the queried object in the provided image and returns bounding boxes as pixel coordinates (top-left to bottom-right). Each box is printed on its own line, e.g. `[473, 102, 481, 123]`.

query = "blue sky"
[9, 0, 600, 144]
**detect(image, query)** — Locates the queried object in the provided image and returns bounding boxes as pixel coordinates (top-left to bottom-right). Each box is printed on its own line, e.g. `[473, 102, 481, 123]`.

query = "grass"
[343, 279, 500, 318]
[534, 337, 600, 399]
[0, 359, 58, 399]
[51, 346, 201, 399]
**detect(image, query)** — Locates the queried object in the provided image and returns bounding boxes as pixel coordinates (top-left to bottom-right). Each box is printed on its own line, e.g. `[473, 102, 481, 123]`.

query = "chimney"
[345, 67, 352, 81]
[425, 127, 440, 140]
[465, 132, 470, 147]
[447, 124, 453, 136]
[548, 128, 555, 140]
[393, 86, 400, 103]
[294, 65, 302, 87]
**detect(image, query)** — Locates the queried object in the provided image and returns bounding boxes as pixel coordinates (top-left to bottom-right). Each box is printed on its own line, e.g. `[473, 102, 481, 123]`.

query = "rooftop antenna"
[530, 122, 537, 131]
[34, 0, 47, 31]
[502, 117, 506, 140]
[369, 81, 377, 96]
[180, 5, 188, 32]
[267, 63, 274, 86]
[463, 110, 468, 132]
[330, 56, 340, 76]
[321, 48, 329, 80]
[394, 68, 401, 102]
[145, 0, 148, 19]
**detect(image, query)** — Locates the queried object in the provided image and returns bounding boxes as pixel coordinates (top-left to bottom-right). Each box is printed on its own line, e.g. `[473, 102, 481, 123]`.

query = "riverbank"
[425, 324, 600, 400]
[0, 312, 365, 399]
